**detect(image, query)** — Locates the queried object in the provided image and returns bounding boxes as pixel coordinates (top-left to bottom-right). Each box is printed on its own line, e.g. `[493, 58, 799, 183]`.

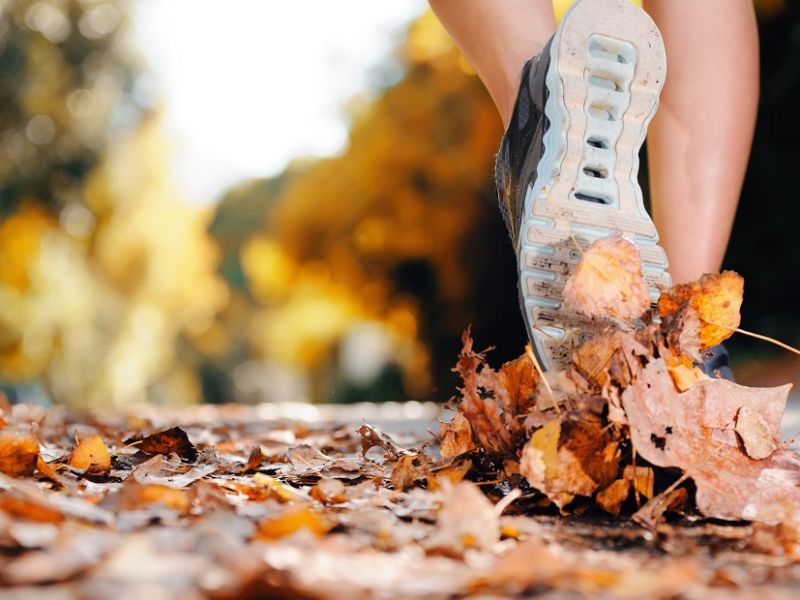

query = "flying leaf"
[562, 235, 651, 321]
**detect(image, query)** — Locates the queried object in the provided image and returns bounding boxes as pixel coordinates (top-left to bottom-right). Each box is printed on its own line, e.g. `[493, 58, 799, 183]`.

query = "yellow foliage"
[0, 205, 54, 291]
[241, 236, 296, 301]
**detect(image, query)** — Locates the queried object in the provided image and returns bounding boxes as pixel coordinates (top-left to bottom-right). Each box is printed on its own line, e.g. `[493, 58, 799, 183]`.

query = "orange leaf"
[69, 435, 111, 475]
[0, 431, 39, 477]
[36, 455, 60, 481]
[257, 506, 332, 540]
[117, 480, 191, 513]
[658, 271, 743, 353]
[0, 495, 63, 523]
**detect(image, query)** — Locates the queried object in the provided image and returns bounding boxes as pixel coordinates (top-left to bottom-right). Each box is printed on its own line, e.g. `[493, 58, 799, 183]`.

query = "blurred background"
[0, 0, 797, 408]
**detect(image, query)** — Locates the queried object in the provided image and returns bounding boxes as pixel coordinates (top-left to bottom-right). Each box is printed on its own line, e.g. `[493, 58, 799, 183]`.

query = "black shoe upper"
[701, 344, 735, 381]
[495, 39, 553, 250]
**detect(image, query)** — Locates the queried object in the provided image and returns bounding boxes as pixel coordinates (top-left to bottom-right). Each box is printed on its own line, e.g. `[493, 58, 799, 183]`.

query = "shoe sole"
[519, 0, 670, 371]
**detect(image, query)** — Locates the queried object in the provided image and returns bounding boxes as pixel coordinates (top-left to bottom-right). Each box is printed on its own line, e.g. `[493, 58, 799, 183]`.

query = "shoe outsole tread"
[520, 0, 670, 370]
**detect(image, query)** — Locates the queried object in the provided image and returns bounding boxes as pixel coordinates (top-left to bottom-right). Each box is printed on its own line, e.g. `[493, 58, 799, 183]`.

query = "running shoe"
[495, 0, 670, 370]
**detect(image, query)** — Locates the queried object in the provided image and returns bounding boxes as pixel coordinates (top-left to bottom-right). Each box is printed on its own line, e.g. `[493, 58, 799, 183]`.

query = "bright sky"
[135, 0, 427, 203]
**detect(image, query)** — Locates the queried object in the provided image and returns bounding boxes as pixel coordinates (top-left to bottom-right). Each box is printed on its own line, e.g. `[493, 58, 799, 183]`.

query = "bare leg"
[644, 0, 759, 284]
[429, 0, 556, 128]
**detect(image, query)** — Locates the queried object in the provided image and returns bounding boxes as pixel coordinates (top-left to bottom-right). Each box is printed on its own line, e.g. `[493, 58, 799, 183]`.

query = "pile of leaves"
[441, 236, 800, 526]
[2, 236, 800, 598]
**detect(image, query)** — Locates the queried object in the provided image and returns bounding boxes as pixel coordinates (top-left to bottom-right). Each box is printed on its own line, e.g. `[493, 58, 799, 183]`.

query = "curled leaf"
[658, 271, 743, 357]
[137, 426, 198, 462]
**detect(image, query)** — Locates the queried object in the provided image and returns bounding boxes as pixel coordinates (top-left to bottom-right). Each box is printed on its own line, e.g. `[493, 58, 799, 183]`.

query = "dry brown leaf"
[0, 431, 39, 477]
[439, 412, 475, 458]
[391, 452, 431, 492]
[424, 482, 499, 554]
[433, 459, 472, 488]
[132, 453, 216, 488]
[596, 479, 630, 517]
[241, 445, 264, 473]
[520, 417, 619, 509]
[624, 465, 655, 500]
[452, 331, 514, 455]
[69, 434, 111, 475]
[137, 426, 198, 461]
[562, 235, 651, 321]
[258, 506, 332, 540]
[621, 355, 799, 523]
[735, 405, 780, 460]
[357, 423, 408, 460]
[499, 353, 539, 416]
[310, 478, 347, 504]
[632, 487, 689, 529]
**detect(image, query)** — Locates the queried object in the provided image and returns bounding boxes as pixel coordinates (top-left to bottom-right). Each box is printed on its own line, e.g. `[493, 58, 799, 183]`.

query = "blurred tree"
[208, 12, 527, 401]
[0, 1, 225, 406]
[0, 0, 143, 217]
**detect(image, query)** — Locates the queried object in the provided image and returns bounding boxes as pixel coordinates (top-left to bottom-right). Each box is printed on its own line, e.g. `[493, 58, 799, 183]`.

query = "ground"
[1, 400, 800, 599]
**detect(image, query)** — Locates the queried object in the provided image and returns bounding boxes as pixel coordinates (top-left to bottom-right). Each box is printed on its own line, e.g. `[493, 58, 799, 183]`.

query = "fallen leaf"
[241, 445, 264, 473]
[250, 473, 300, 503]
[624, 465, 655, 500]
[391, 452, 431, 492]
[735, 405, 780, 460]
[520, 417, 619, 509]
[35, 455, 60, 481]
[132, 453, 216, 489]
[0, 431, 39, 477]
[596, 479, 630, 517]
[69, 434, 111, 475]
[0, 494, 63, 523]
[137, 427, 198, 462]
[451, 330, 514, 455]
[310, 478, 347, 504]
[424, 482, 499, 554]
[115, 480, 190, 513]
[439, 412, 475, 458]
[433, 459, 472, 488]
[357, 423, 409, 460]
[499, 353, 539, 417]
[257, 506, 332, 540]
[562, 235, 651, 321]
[632, 487, 688, 529]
